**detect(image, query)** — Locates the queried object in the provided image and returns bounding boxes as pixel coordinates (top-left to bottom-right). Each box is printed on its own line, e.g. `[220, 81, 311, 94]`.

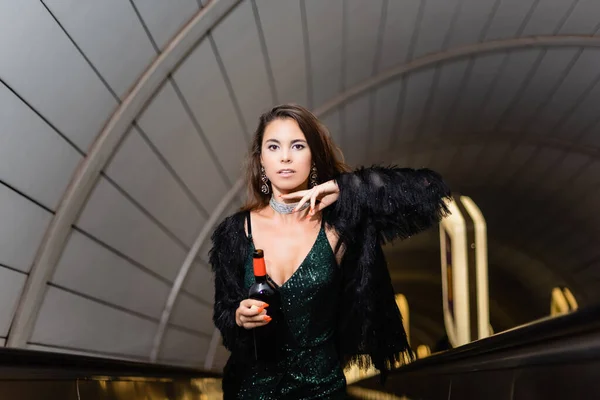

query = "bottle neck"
[254, 274, 267, 283]
[253, 253, 267, 278]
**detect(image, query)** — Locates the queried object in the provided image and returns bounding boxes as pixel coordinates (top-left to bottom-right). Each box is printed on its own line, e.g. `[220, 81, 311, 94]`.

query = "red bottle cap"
[253, 249, 266, 277]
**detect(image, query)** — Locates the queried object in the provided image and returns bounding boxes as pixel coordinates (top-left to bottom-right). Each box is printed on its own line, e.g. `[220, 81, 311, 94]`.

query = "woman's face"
[261, 118, 312, 195]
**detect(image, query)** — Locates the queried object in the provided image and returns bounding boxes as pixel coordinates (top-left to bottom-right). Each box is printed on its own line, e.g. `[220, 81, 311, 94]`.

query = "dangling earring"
[260, 166, 270, 194]
[309, 163, 318, 188]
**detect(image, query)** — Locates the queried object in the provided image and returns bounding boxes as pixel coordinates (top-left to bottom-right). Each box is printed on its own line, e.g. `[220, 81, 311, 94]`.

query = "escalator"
[0, 347, 221, 399]
[348, 303, 600, 399]
[2, 304, 598, 399]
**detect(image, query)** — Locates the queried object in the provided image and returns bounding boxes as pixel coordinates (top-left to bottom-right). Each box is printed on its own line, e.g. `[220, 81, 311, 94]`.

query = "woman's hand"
[280, 180, 340, 215]
[236, 299, 271, 329]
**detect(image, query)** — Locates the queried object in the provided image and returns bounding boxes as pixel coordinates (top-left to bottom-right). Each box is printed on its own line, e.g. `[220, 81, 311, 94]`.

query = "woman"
[210, 104, 450, 399]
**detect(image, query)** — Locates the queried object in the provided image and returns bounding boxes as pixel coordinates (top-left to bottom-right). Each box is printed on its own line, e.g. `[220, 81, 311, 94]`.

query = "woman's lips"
[278, 169, 295, 177]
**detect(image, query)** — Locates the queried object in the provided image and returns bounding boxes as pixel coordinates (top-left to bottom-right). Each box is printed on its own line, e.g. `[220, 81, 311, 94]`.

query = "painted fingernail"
[263, 303, 269, 308]
[263, 316, 272, 322]
[256, 306, 265, 314]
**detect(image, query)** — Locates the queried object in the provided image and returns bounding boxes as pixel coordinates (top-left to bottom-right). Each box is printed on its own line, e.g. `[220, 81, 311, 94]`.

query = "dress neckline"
[247, 211, 325, 288]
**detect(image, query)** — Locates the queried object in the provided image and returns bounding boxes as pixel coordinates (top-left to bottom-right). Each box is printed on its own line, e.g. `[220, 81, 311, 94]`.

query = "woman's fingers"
[236, 299, 272, 329]
[309, 190, 319, 214]
[294, 194, 311, 213]
[241, 319, 271, 329]
[239, 299, 268, 313]
[240, 313, 271, 323]
[239, 310, 272, 329]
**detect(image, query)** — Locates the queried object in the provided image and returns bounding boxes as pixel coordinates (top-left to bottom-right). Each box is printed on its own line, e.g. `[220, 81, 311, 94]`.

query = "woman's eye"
[267, 144, 279, 150]
[292, 144, 305, 150]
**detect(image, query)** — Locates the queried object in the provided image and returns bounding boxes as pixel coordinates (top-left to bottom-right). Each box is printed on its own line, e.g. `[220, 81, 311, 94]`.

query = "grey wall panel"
[569, 201, 598, 239]
[533, 49, 600, 136]
[558, 0, 600, 35]
[0, 85, 82, 210]
[480, 49, 543, 129]
[451, 144, 481, 181]
[411, 152, 433, 169]
[547, 161, 599, 208]
[52, 229, 170, 319]
[425, 59, 470, 138]
[413, 0, 461, 59]
[305, 0, 344, 109]
[466, 144, 511, 184]
[557, 79, 600, 141]
[43, 0, 157, 98]
[520, 0, 578, 36]
[484, 0, 538, 41]
[573, 159, 600, 196]
[450, 53, 506, 133]
[211, 0, 273, 131]
[160, 327, 210, 365]
[31, 286, 156, 357]
[494, 145, 536, 185]
[320, 109, 342, 147]
[212, 344, 231, 371]
[173, 39, 246, 183]
[0, 1, 118, 151]
[0, 338, 5, 347]
[343, 94, 370, 166]
[379, 0, 421, 71]
[580, 125, 600, 147]
[519, 148, 563, 186]
[543, 154, 590, 193]
[197, 238, 213, 265]
[138, 77, 229, 214]
[183, 262, 214, 305]
[133, 0, 199, 50]
[105, 128, 205, 247]
[170, 294, 213, 336]
[0, 267, 27, 337]
[76, 177, 187, 282]
[371, 80, 403, 159]
[0, 185, 52, 273]
[256, 0, 307, 106]
[501, 48, 581, 131]
[344, 0, 383, 88]
[447, 0, 498, 48]
[398, 69, 436, 143]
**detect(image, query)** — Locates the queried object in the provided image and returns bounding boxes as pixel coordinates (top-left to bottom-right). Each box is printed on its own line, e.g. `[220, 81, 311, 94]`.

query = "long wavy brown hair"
[242, 104, 350, 211]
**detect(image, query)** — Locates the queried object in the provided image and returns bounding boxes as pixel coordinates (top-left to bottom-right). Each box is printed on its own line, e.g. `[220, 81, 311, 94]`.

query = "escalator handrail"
[391, 302, 600, 375]
[0, 347, 220, 380]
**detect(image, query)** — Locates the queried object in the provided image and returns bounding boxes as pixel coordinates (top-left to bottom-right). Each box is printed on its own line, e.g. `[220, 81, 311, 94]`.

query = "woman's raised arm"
[333, 166, 451, 242]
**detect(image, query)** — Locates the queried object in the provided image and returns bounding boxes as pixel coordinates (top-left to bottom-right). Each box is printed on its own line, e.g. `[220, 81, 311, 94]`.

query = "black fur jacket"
[209, 166, 451, 391]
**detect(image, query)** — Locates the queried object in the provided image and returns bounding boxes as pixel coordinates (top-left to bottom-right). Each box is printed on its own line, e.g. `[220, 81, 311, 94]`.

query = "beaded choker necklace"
[269, 196, 309, 214]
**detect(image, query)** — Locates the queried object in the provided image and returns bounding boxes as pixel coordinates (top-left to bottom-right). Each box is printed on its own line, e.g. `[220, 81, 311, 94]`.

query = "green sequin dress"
[238, 222, 348, 399]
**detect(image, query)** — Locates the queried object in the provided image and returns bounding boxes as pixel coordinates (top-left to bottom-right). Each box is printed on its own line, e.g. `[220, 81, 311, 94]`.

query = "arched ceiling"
[1, 0, 599, 371]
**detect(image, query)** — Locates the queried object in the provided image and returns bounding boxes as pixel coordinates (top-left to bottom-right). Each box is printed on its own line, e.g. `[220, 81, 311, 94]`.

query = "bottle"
[248, 249, 280, 362]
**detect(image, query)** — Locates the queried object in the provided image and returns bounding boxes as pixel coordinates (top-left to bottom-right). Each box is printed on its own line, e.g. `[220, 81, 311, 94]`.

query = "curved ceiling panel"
[1, 0, 599, 371]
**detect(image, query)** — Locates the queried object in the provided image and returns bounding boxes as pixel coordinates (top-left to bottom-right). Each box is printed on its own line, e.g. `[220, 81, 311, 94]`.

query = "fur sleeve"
[333, 166, 451, 242]
[209, 213, 251, 352]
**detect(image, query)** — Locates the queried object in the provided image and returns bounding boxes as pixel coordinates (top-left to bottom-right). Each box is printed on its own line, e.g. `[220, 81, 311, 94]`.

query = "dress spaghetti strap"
[246, 210, 253, 241]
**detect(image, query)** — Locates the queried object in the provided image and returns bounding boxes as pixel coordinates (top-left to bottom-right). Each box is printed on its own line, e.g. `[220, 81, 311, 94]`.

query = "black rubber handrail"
[366, 302, 600, 382]
[0, 347, 221, 380]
